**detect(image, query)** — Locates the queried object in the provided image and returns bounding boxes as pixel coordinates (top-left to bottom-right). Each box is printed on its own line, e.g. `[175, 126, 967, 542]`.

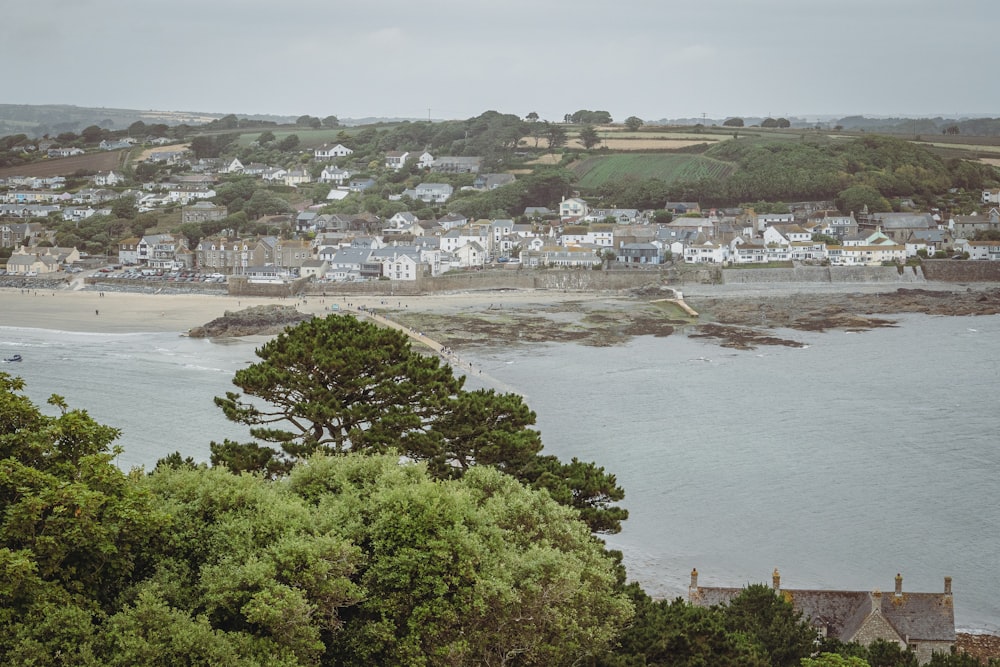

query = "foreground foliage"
[0, 373, 632, 665]
[213, 315, 627, 533]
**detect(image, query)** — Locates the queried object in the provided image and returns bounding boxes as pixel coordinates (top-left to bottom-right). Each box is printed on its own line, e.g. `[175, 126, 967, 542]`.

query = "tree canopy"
[214, 315, 627, 533]
[0, 373, 633, 665]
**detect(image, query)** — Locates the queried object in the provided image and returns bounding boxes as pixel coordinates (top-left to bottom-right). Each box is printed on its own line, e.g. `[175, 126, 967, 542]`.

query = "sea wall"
[921, 260, 1000, 282]
[721, 265, 926, 285]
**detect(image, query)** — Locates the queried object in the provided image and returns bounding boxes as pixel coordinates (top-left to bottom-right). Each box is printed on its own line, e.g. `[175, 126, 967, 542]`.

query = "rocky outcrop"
[187, 305, 312, 338]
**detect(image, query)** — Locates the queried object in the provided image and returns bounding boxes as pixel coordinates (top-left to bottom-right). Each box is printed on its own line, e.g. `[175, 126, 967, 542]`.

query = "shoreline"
[3, 280, 1000, 337]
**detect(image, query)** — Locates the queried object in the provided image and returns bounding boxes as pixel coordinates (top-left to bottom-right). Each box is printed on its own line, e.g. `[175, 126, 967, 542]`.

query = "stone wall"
[283, 261, 1000, 299]
[227, 276, 309, 298]
[721, 265, 926, 285]
[921, 260, 1000, 282]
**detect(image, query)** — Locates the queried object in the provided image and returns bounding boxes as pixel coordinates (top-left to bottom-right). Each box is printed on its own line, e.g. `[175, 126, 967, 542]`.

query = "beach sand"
[0, 287, 621, 335]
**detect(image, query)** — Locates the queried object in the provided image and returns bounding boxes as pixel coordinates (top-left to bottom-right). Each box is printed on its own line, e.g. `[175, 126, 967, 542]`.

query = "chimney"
[944, 576, 952, 595]
[690, 568, 699, 590]
[895, 573, 903, 597]
[772, 568, 781, 591]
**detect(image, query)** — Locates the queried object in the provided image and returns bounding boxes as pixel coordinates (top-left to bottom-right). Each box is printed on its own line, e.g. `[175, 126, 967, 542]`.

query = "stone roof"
[690, 573, 954, 644]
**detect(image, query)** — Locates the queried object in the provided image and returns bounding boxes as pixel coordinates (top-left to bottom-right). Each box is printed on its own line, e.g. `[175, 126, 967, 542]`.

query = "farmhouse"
[689, 569, 955, 665]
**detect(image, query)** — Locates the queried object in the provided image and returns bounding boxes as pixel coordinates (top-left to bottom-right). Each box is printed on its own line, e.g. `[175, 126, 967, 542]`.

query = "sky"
[5, 0, 998, 124]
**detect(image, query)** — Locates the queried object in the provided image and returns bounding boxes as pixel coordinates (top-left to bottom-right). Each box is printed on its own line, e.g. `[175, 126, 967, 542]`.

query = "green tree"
[277, 134, 300, 152]
[215, 315, 464, 457]
[526, 111, 539, 122]
[111, 195, 138, 220]
[777, 117, 791, 128]
[723, 117, 745, 127]
[722, 584, 818, 667]
[244, 189, 293, 219]
[580, 124, 601, 149]
[215, 315, 628, 533]
[593, 589, 768, 666]
[652, 209, 674, 224]
[835, 184, 892, 215]
[0, 374, 166, 661]
[570, 110, 613, 124]
[81, 124, 105, 143]
[624, 116, 644, 132]
[257, 129, 276, 145]
[926, 650, 993, 666]
[544, 122, 568, 150]
[292, 454, 633, 665]
[322, 115, 339, 128]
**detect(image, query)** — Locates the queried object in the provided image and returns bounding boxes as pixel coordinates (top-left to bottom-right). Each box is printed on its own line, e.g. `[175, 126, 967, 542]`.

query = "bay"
[2, 313, 998, 632]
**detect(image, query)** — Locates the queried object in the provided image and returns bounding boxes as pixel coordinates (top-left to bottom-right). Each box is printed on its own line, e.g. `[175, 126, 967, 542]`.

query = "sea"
[2, 312, 998, 633]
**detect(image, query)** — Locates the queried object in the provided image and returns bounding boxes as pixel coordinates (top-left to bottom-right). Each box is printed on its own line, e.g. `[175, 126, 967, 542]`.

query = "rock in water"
[187, 305, 313, 338]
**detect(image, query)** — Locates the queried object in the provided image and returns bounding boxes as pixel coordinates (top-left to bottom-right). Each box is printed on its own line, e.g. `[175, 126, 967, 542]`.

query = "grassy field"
[0, 150, 128, 179]
[571, 153, 736, 189]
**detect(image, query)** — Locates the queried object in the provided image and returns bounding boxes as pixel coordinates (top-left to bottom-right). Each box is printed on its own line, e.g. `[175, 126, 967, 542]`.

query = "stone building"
[181, 201, 227, 223]
[688, 569, 955, 664]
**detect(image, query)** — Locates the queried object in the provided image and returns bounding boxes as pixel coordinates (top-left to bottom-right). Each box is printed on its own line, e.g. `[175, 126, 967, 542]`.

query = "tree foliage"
[624, 116, 644, 132]
[214, 315, 628, 533]
[720, 584, 817, 667]
[569, 110, 613, 125]
[0, 375, 632, 664]
[580, 125, 601, 149]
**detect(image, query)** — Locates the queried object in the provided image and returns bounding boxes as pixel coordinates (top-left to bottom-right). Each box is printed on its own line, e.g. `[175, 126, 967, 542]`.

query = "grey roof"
[870, 212, 936, 229]
[691, 583, 954, 643]
[332, 247, 372, 264]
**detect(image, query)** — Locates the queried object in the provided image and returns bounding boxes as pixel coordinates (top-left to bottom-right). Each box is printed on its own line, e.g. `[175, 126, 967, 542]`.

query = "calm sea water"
[2, 314, 998, 631]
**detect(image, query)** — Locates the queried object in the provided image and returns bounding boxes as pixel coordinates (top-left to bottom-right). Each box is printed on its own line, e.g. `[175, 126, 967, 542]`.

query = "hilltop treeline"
[591, 135, 1000, 212]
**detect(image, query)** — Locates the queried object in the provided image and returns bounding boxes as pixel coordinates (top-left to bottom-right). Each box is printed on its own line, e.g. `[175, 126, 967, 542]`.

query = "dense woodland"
[2, 316, 998, 665]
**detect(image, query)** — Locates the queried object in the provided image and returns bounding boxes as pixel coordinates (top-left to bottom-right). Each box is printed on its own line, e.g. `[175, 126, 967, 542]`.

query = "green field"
[571, 153, 736, 189]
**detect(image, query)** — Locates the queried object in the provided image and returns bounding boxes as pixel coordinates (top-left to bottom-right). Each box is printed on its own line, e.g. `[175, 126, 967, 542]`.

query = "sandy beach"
[4, 281, 1000, 347]
[0, 287, 624, 335]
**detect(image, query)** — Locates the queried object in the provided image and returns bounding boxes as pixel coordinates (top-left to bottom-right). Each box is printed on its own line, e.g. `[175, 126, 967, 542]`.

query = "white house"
[283, 169, 311, 187]
[560, 224, 614, 248]
[729, 237, 768, 264]
[380, 253, 419, 281]
[319, 165, 351, 184]
[414, 183, 453, 203]
[962, 239, 1000, 261]
[262, 167, 288, 183]
[763, 224, 812, 245]
[222, 158, 245, 174]
[385, 151, 410, 170]
[388, 212, 419, 229]
[826, 243, 905, 265]
[559, 197, 589, 219]
[755, 212, 795, 232]
[299, 259, 330, 279]
[417, 151, 434, 169]
[314, 143, 353, 159]
[684, 240, 729, 264]
[455, 242, 487, 268]
[93, 171, 124, 187]
[440, 225, 490, 255]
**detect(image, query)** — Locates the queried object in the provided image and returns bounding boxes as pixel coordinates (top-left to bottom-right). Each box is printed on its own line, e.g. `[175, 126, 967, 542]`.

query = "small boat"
[3, 354, 22, 362]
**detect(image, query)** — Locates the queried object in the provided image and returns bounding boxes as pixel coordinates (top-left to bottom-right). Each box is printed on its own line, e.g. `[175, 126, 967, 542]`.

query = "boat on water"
[3, 354, 22, 362]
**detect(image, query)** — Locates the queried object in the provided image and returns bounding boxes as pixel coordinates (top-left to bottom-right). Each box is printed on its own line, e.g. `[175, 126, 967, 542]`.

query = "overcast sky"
[6, 0, 997, 123]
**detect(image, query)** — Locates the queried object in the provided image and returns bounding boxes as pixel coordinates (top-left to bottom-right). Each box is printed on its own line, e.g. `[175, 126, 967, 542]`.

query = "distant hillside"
[0, 105, 226, 137]
[0, 104, 430, 138]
